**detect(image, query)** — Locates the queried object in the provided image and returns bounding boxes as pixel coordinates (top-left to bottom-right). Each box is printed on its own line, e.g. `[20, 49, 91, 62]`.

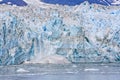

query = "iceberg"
[0, 2, 120, 65]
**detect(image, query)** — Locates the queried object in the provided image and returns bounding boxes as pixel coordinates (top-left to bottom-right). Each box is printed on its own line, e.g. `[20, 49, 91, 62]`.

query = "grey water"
[0, 63, 120, 80]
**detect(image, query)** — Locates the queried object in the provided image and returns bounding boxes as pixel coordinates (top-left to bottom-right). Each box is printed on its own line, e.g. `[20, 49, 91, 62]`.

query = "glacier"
[0, 2, 120, 65]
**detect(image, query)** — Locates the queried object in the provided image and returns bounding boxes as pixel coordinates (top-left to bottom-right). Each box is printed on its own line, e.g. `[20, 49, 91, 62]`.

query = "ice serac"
[0, 2, 120, 65]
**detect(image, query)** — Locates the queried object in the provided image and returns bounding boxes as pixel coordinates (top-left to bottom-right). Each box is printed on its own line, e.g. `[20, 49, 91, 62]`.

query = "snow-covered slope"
[0, 2, 120, 65]
[111, 0, 120, 5]
[23, 0, 42, 5]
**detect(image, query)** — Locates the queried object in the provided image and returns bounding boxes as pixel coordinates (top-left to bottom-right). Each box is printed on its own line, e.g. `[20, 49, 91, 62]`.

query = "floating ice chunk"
[16, 68, 29, 73]
[84, 68, 100, 72]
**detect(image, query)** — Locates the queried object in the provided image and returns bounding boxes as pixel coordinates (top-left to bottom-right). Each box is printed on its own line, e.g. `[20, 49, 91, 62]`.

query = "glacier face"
[0, 2, 120, 65]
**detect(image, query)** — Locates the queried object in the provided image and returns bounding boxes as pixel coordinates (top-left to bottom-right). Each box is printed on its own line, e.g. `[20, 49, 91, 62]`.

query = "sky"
[0, 0, 119, 6]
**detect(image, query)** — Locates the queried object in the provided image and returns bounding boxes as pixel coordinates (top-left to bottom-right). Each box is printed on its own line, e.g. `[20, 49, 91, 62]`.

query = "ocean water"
[0, 64, 120, 80]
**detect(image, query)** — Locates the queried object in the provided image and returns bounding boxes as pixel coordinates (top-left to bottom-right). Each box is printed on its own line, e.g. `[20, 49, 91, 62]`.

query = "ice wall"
[0, 2, 120, 65]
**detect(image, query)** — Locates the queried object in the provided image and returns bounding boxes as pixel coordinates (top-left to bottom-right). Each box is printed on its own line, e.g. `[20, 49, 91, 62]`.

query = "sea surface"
[0, 63, 120, 80]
